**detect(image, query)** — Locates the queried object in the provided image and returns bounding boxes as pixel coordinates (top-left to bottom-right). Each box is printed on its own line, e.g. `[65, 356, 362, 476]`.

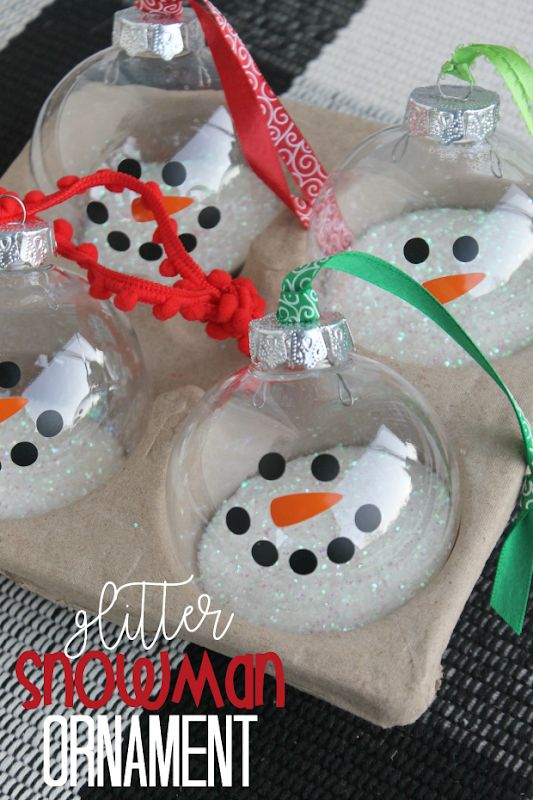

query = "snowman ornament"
[168, 312, 459, 634]
[0, 213, 148, 520]
[309, 84, 533, 367]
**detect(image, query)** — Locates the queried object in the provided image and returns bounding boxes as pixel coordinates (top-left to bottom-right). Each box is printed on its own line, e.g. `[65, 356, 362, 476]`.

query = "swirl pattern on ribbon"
[203, 0, 328, 223]
[136, 0, 184, 16]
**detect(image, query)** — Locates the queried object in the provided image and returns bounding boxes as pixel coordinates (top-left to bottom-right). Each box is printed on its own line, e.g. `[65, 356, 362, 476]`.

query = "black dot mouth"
[198, 206, 221, 230]
[251, 540, 279, 567]
[178, 233, 197, 253]
[107, 231, 131, 252]
[11, 442, 38, 467]
[86, 201, 109, 225]
[139, 242, 163, 261]
[289, 549, 317, 575]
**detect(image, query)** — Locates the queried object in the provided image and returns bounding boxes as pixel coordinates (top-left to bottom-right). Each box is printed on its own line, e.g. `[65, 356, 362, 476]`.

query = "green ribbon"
[441, 44, 533, 135]
[277, 252, 533, 634]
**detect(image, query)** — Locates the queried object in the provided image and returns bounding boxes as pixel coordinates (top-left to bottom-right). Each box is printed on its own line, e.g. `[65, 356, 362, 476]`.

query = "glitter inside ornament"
[29, 4, 280, 278]
[167, 313, 459, 633]
[308, 85, 533, 367]
[0, 217, 149, 520]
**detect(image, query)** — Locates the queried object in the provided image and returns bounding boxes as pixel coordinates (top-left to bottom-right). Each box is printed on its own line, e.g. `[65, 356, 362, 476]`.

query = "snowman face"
[0, 360, 64, 469]
[0, 340, 126, 520]
[199, 429, 453, 633]
[82, 107, 280, 280]
[323, 187, 533, 367]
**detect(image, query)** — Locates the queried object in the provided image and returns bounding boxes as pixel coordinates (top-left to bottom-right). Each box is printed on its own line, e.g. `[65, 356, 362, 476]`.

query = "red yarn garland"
[0, 172, 266, 355]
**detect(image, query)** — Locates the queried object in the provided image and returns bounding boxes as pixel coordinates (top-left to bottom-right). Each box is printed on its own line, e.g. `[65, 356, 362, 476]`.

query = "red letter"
[255, 652, 285, 708]
[75, 651, 115, 710]
[171, 652, 224, 708]
[15, 650, 42, 710]
[225, 654, 255, 710]
[140, 652, 172, 711]
[43, 653, 74, 708]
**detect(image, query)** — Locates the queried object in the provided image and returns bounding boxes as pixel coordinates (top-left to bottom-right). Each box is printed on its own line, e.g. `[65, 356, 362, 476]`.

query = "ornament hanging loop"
[436, 71, 474, 101]
[0, 194, 27, 225]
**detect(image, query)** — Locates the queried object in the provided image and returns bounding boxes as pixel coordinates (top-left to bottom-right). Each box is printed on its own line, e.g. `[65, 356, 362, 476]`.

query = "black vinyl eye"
[258, 453, 286, 481]
[226, 506, 251, 535]
[11, 442, 38, 467]
[86, 201, 109, 225]
[311, 454, 340, 482]
[117, 158, 142, 179]
[139, 242, 163, 261]
[0, 361, 21, 389]
[354, 504, 382, 533]
[251, 540, 279, 567]
[108, 231, 131, 252]
[289, 549, 318, 575]
[404, 237, 430, 264]
[327, 537, 355, 564]
[36, 410, 64, 438]
[453, 235, 479, 262]
[179, 233, 197, 253]
[198, 206, 221, 229]
[162, 161, 187, 187]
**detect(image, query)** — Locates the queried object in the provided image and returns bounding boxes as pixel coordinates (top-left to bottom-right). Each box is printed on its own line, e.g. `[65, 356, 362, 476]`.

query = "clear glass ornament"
[167, 312, 459, 633]
[0, 213, 149, 519]
[309, 84, 533, 367]
[30, 4, 280, 279]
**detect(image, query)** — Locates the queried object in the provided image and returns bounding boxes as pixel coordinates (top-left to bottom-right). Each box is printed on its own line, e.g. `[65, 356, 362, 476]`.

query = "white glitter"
[317, 189, 533, 367]
[198, 443, 455, 633]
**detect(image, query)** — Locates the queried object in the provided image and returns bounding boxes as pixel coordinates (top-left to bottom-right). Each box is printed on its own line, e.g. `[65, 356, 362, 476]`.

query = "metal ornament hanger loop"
[436, 71, 474, 101]
[0, 194, 27, 225]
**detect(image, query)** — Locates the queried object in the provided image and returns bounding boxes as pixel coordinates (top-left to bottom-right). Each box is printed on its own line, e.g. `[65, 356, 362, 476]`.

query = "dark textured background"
[1, 1, 532, 797]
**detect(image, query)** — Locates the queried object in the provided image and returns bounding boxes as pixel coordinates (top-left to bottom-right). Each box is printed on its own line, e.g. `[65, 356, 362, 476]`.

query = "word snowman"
[83, 106, 280, 280]
[199, 426, 453, 634]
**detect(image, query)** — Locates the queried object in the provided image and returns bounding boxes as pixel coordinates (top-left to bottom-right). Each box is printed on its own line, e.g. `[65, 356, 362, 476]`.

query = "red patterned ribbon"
[136, 0, 184, 17]
[189, 0, 330, 226]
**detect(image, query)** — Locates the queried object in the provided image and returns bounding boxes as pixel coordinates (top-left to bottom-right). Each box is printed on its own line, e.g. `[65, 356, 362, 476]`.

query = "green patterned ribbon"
[277, 252, 533, 634]
[441, 44, 533, 135]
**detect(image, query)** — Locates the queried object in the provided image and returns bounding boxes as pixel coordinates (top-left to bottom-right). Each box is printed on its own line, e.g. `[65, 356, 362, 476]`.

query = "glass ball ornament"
[29, 3, 280, 279]
[167, 312, 459, 633]
[0, 210, 149, 520]
[308, 84, 533, 367]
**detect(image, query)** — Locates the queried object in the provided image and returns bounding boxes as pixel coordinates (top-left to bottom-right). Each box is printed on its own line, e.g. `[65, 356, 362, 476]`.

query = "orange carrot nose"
[271, 492, 342, 527]
[0, 397, 28, 424]
[422, 272, 485, 304]
[131, 195, 194, 222]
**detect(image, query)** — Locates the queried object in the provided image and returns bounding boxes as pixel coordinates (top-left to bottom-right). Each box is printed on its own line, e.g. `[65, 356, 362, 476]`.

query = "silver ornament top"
[0, 217, 56, 273]
[249, 313, 354, 371]
[112, 6, 203, 61]
[405, 84, 500, 145]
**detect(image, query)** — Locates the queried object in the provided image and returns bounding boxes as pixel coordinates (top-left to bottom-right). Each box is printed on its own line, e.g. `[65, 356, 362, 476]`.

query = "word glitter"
[62, 578, 234, 659]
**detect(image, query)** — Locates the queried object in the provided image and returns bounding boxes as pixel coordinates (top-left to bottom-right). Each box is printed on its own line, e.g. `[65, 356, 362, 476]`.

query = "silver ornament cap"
[405, 84, 500, 144]
[112, 6, 203, 61]
[0, 208, 56, 273]
[249, 312, 354, 371]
